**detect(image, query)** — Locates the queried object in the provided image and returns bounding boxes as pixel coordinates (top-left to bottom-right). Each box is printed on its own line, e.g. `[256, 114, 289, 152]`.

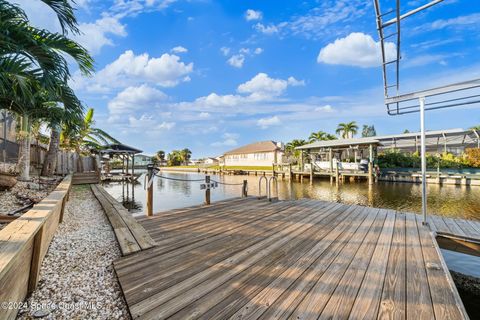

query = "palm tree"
[41, 86, 85, 176]
[361, 125, 376, 137]
[308, 131, 336, 143]
[180, 148, 192, 165]
[336, 121, 358, 139]
[61, 108, 119, 172]
[286, 139, 307, 160]
[0, 1, 93, 180]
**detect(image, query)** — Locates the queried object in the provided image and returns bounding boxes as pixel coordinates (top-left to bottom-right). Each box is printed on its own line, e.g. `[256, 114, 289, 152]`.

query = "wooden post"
[329, 148, 333, 183]
[300, 151, 304, 172]
[132, 154, 135, 181]
[335, 161, 339, 184]
[368, 144, 374, 186]
[205, 175, 211, 205]
[309, 159, 313, 185]
[289, 163, 292, 180]
[146, 164, 153, 216]
[242, 180, 248, 197]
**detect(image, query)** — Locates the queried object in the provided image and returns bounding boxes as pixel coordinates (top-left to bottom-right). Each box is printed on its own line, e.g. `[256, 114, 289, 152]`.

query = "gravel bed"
[17, 185, 129, 319]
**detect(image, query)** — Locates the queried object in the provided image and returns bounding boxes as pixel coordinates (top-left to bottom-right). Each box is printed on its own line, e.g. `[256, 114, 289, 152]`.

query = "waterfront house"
[132, 154, 152, 167]
[203, 157, 219, 165]
[223, 141, 285, 167]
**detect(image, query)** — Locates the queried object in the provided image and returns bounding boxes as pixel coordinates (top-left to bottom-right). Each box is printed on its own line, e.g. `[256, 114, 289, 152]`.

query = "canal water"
[103, 171, 480, 220]
[102, 170, 480, 280]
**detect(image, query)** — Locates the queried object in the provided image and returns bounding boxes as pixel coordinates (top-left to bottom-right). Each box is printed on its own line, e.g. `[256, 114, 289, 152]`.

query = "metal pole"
[146, 164, 153, 216]
[420, 97, 427, 225]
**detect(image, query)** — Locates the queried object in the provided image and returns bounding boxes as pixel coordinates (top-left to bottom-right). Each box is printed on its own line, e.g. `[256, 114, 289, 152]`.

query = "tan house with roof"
[223, 141, 285, 167]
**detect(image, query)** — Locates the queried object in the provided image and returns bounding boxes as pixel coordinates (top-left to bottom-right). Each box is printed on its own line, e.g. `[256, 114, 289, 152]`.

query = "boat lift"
[373, 0, 480, 224]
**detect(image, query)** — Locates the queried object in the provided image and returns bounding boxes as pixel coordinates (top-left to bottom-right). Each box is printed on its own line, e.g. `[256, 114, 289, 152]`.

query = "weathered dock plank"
[91, 184, 155, 255]
[113, 198, 470, 320]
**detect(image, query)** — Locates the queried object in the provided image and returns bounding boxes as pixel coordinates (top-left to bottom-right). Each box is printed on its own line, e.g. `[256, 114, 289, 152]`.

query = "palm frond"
[40, 0, 80, 35]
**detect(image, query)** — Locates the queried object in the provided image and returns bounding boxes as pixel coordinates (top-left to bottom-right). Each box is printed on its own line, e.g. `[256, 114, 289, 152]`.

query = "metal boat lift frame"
[373, 0, 480, 224]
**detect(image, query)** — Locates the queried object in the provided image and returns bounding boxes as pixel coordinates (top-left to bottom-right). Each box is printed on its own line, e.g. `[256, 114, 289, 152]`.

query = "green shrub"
[377, 149, 478, 169]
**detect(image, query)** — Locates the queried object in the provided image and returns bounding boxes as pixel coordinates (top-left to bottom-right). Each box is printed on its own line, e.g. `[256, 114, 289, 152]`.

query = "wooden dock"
[111, 197, 477, 319]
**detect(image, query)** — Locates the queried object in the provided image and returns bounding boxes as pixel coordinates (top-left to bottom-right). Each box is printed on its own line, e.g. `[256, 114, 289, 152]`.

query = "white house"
[203, 157, 219, 165]
[223, 141, 285, 167]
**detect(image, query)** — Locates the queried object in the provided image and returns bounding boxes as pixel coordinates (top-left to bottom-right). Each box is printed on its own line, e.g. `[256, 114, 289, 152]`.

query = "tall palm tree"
[0, 0, 93, 179]
[336, 121, 358, 139]
[308, 131, 336, 143]
[180, 148, 192, 165]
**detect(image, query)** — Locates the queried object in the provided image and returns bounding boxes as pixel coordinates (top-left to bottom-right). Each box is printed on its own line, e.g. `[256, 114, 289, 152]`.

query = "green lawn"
[206, 165, 274, 171]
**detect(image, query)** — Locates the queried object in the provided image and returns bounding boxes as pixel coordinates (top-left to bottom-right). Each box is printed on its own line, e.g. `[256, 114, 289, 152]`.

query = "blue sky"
[14, 0, 480, 157]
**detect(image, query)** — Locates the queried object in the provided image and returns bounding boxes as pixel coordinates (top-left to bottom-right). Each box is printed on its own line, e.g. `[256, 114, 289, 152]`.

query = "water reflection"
[102, 171, 480, 221]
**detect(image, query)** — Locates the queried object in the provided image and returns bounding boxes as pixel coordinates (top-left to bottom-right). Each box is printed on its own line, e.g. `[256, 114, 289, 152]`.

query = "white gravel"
[17, 185, 129, 319]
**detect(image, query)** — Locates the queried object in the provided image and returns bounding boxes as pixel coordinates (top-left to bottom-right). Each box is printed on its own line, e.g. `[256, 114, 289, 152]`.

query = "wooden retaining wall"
[0, 175, 72, 320]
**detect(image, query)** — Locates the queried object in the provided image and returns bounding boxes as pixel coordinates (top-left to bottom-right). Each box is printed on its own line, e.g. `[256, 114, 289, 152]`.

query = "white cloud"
[75, 16, 127, 55]
[255, 23, 279, 35]
[108, 84, 167, 116]
[199, 112, 210, 119]
[254, 47, 264, 55]
[281, 0, 371, 40]
[227, 54, 245, 68]
[111, 0, 179, 18]
[317, 32, 396, 68]
[220, 47, 231, 56]
[211, 133, 238, 147]
[237, 73, 304, 99]
[245, 9, 263, 21]
[171, 46, 188, 53]
[75, 50, 193, 92]
[176, 73, 304, 111]
[314, 105, 334, 112]
[421, 13, 480, 31]
[257, 116, 281, 129]
[127, 115, 175, 131]
[157, 121, 176, 130]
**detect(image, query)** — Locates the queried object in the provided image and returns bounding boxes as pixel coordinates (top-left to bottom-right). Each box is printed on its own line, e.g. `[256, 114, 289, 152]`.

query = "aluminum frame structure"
[373, 0, 480, 224]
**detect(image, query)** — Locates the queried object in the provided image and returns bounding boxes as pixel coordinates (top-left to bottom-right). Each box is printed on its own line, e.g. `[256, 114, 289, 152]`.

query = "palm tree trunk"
[41, 126, 60, 176]
[17, 114, 31, 181]
[75, 146, 84, 172]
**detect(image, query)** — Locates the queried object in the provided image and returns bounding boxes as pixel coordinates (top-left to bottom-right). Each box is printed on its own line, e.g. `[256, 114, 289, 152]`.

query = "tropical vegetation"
[308, 131, 336, 143]
[336, 121, 358, 139]
[166, 148, 193, 166]
[377, 149, 480, 169]
[1, 1, 118, 180]
[361, 125, 376, 137]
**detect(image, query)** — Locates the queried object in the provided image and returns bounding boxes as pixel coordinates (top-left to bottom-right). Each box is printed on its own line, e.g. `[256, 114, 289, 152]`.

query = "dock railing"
[145, 165, 248, 216]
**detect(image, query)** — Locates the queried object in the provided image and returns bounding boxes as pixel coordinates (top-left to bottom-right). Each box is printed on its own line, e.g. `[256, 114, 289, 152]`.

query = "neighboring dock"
[112, 197, 476, 319]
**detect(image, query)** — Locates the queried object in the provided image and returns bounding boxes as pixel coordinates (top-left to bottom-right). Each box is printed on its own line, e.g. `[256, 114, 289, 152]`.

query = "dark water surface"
[102, 171, 480, 293]
[102, 171, 480, 220]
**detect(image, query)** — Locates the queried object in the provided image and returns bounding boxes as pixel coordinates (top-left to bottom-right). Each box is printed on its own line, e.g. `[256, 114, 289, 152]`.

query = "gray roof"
[297, 138, 380, 150]
[297, 128, 479, 150]
[224, 141, 281, 155]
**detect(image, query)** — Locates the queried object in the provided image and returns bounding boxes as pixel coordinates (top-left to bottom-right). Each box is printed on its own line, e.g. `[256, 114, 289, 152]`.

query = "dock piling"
[205, 175, 211, 205]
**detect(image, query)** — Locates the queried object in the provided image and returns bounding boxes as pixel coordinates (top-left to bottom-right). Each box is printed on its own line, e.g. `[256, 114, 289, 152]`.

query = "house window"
[254, 153, 269, 160]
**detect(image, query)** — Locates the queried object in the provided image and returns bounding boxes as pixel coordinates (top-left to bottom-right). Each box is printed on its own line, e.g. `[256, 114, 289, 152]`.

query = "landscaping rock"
[17, 185, 129, 320]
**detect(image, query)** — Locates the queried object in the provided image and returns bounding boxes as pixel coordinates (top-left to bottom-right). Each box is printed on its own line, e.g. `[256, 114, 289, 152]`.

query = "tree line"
[153, 149, 192, 166]
[285, 121, 376, 158]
